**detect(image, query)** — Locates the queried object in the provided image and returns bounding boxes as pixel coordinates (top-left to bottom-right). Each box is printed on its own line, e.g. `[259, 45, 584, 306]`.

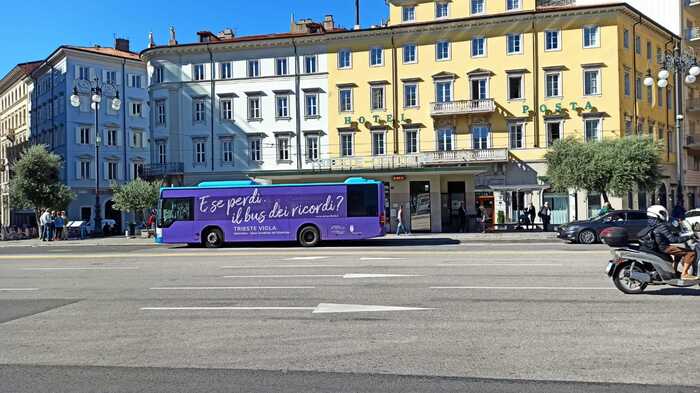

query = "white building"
[30, 39, 150, 231]
[141, 18, 339, 185]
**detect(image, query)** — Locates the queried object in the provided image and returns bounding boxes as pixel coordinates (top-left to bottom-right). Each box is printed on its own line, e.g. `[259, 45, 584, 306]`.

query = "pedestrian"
[396, 205, 410, 236]
[47, 211, 56, 241]
[459, 203, 467, 233]
[53, 212, 64, 241]
[527, 203, 536, 231]
[39, 209, 50, 241]
[146, 209, 157, 238]
[539, 202, 552, 232]
[599, 201, 612, 217]
[61, 212, 68, 240]
[479, 204, 489, 233]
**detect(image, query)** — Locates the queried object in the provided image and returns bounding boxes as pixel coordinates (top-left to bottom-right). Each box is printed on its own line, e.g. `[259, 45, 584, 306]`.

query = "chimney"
[218, 28, 235, 40]
[148, 32, 156, 48]
[323, 15, 335, 31]
[168, 26, 178, 46]
[115, 38, 130, 52]
[354, 0, 361, 30]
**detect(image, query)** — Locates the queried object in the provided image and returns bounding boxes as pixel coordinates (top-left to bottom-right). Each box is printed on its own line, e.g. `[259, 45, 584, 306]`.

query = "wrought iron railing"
[143, 162, 184, 178]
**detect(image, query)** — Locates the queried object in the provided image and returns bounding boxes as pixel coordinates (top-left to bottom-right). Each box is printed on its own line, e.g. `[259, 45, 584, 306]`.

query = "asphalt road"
[1, 239, 699, 392]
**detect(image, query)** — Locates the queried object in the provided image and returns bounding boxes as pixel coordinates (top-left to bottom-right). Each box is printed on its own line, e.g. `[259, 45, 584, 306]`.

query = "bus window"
[159, 198, 194, 228]
[347, 185, 379, 217]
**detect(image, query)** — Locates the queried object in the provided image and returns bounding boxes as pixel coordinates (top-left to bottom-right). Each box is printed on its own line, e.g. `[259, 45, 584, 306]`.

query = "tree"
[545, 136, 662, 204]
[111, 178, 161, 224]
[9, 145, 75, 225]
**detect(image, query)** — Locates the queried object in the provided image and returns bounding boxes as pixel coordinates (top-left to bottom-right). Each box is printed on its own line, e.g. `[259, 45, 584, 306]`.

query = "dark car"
[558, 210, 649, 244]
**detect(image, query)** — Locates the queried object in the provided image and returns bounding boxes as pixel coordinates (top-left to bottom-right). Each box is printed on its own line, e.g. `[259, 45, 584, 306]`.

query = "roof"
[64, 46, 140, 61]
[0, 60, 42, 92]
[17, 61, 42, 76]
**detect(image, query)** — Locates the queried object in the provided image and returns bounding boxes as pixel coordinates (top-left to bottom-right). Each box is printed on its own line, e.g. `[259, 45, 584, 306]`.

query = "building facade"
[141, 18, 340, 186]
[30, 40, 149, 231]
[0, 62, 40, 229]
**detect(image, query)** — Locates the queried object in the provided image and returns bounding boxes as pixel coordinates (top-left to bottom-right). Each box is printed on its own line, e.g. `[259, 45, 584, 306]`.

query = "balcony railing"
[687, 27, 700, 42]
[143, 162, 184, 178]
[688, 0, 700, 7]
[311, 148, 509, 172]
[430, 99, 495, 116]
[537, 0, 576, 8]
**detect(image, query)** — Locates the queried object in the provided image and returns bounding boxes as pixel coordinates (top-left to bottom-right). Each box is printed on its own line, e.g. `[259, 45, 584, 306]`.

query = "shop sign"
[344, 113, 410, 125]
[392, 175, 407, 181]
[522, 101, 595, 114]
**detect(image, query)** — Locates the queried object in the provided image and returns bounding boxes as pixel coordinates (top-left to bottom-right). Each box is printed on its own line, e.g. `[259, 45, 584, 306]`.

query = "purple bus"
[156, 177, 386, 247]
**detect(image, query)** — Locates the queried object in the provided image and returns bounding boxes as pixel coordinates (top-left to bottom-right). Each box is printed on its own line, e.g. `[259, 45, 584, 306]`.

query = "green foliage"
[545, 136, 662, 202]
[9, 145, 75, 217]
[497, 210, 505, 224]
[111, 178, 161, 222]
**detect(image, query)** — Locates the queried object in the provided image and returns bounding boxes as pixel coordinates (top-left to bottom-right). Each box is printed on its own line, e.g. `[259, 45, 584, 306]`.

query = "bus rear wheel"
[298, 225, 320, 247]
[203, 228, 224, 248]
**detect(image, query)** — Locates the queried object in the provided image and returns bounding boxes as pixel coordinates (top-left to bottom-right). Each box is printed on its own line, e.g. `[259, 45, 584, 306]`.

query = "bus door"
[158, 197, 195, 243]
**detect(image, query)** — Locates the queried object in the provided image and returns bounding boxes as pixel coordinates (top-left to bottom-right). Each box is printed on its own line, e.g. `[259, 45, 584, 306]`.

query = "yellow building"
[314, 1, 678, 232]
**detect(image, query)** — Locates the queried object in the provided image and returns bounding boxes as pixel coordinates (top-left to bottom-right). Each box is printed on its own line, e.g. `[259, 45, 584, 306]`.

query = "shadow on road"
[177, 237, 460, 249]
[644, 287, 700, 296]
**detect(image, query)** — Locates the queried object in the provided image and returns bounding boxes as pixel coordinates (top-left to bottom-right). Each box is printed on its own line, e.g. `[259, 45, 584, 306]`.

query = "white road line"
[437, 263, 563, 267]
[286, 256, 329, 260]
[141, 307, 316, 311]
[431, 286, 615, 290]
[221, 265, 346, 269]
[149, 286, 315, 290]
[21, 267, 139, 271]
[141, 303, 433, 313]
[359, 257, 406, 261]
[0, 288, 39, 291]
[223, 274, 339, 278]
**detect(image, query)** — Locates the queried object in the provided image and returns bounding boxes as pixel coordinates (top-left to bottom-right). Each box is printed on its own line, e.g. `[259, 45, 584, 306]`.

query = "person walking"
[396, 205, 410, 236]
[458, 203, 467, 233]
[527, 203, 536, 231]
[539, 202, 552, 232]
[146, 209, 157, 238]
[479, 204, 489, 233]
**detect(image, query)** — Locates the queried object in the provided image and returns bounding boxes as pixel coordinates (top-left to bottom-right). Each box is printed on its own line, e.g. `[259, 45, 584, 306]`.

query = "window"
[338, 50, 352, 69]
[436, 41, 450, 60]
[545, 30, 560, 51]
[402, 6, 415, 22]
[276, 58, 288, 76]
[193, 99, 205, 122]
[646, 41, 652, 61]
[306, 135, 319, 161]
[276, 95, 289, 118]
[107, 161, 118, 181]
[546, 121, 562, 146]
[583, 69, 600, 96]
[472, 125, 490, 149]
[247, 60, 260, 77]
[132, 162, 144, 179]
[160, 198, 194, 228]
[437, 128, 454, 151]
[436, 2, 449, 18]
[509, 122, 524, 149]
[403, 44, 417, 64]
[471, 0, 485, 14]
[339, 89, 353, 112]
[404, 84, 418, 107]
[194, 140, 206, 164]
[508, 75, 523, 100]
[158, 142, 167, 164]
[305, 93, 319, 117]
[584, 26, 600, 48]
[193, 64, 205, 81]
[220, 62, 232, 79]
[506, 0, 520, 10]
[472, 37, 486, 57]
[634, 35, 641, 54]
[106, 129, 118, 146]
[250, 138, 262, 162]
[304, 56, 317, 74]
[79, 127, 91, 144]
[646, 84, 653, 104]
[371, 86, 385, 111]
[78, 66, 90, 81]
[106, 71, 117, 85]
[156, 100, 167, 126]
[347, 184, 379, 218]
[545, 72, 561, 98]
[131, 130, 144, 148]
[658, 86, 664, 107]
[623, 29, 629, 49]
[221, 99, 233, 120]
[636, 75, 642, 100]
[507, 34, 522, 54]
[154, 66, 164, 83]
[624, 71, 631, 96]
[222, 139, 233, 163]
[248, 97, 261, 120]
[436, 81, 452, 103]
[79, 160, 90, 179]
[370, 47, 383, 66]
[585, 118, 601, 141]
[130, 102, 143, 117]
[372, 132, 386, 155]
[471, 78, 488, 100]
[405, 129, 418, 154]
[340, 133, 353, 156]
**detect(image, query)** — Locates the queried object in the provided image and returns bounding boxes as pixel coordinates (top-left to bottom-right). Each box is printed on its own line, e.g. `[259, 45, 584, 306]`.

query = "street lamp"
[643, 43, 700, 208]
[70, 78, 120, 236]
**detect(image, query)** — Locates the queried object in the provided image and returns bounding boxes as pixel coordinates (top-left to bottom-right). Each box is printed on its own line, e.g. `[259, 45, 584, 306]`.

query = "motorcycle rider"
[641, 205, 698, 280]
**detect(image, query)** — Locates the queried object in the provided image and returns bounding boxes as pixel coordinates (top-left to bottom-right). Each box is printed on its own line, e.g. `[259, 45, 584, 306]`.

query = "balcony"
[311, 148, 509, 172]
[688, 98, 700, 112]
[687, 0, 700, 17]
[687, 135, 700, 151]
[430, 99, 495, 116]
[143, 162, 184, 179]
[687, 27, 700, 45]
[537, 0, 576, 9]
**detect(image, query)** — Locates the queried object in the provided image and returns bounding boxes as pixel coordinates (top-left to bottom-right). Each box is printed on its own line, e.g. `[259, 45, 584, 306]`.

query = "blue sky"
[0, 0, 389, 76]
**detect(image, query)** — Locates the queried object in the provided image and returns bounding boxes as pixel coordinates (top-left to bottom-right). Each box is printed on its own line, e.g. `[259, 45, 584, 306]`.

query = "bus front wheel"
[298, 225, 320, 247]
[203, 228, 224, 248]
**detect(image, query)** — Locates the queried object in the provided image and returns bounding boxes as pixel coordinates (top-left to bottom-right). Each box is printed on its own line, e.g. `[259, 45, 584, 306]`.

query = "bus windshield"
[159, 197, 194, 228]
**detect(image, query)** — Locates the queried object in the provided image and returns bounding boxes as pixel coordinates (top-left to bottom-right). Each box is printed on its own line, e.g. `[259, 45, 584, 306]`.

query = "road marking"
[141, 303, 434, 314]
[431, 286, 615, 290]
[21, 267, 139, 271]
[359, 257, 406, 260]
[0, 288, 39, 291]
[221, 265, 347, 269]
[342, 273, 421, 279]
[286, 256, 329, 260]
[223, 273, 422, 279]
[150, 286, 315, 290]
[437, 263, 563, 267]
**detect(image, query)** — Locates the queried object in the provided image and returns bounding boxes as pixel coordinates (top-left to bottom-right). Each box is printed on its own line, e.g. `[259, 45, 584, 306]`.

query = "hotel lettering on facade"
[141, 1, 682, 232]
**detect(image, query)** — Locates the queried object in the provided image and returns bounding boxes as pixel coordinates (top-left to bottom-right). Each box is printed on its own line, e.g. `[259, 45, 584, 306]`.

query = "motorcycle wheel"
[612, 262, 648, 294]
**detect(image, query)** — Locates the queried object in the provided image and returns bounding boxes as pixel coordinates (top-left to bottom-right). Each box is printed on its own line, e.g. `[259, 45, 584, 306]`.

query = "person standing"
[39, 209, 50, 241]
[671, 202, 686, 222]
[61, 212, 68, 240]
[599, 201, 612, 217]
[527, 203, 536, 231]
[479, 204, 489, 233]
[458, 203, 467, 233]
[396, 205, 409, 236]
[53, 212, 64, 241]
[47, 211, 56, 241]
[539, 202, 552, 232]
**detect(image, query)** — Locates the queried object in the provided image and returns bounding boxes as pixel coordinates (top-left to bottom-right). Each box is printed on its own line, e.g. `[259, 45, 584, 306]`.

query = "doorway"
[409, 181, 431, 232]
[442, 182, 465, 232]
[475, 192, 495, 224]
[104, 200, 122, 236]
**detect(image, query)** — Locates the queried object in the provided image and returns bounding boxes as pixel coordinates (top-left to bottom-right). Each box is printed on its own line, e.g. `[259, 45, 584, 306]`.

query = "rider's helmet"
[647, 205, 669, 221]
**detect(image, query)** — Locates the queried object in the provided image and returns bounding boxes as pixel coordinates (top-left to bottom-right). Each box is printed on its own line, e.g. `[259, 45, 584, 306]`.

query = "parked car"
[558, 210, 649, 244]
[684, 208, 700, 231]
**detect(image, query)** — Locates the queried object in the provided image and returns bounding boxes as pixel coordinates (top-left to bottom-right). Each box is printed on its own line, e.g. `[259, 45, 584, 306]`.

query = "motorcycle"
[605, 220, 700, 294]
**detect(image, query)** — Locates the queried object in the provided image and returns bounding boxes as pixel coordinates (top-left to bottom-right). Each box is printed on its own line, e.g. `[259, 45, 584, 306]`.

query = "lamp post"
[70, 78, 121, 236]
[644, 42, 700, 208]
